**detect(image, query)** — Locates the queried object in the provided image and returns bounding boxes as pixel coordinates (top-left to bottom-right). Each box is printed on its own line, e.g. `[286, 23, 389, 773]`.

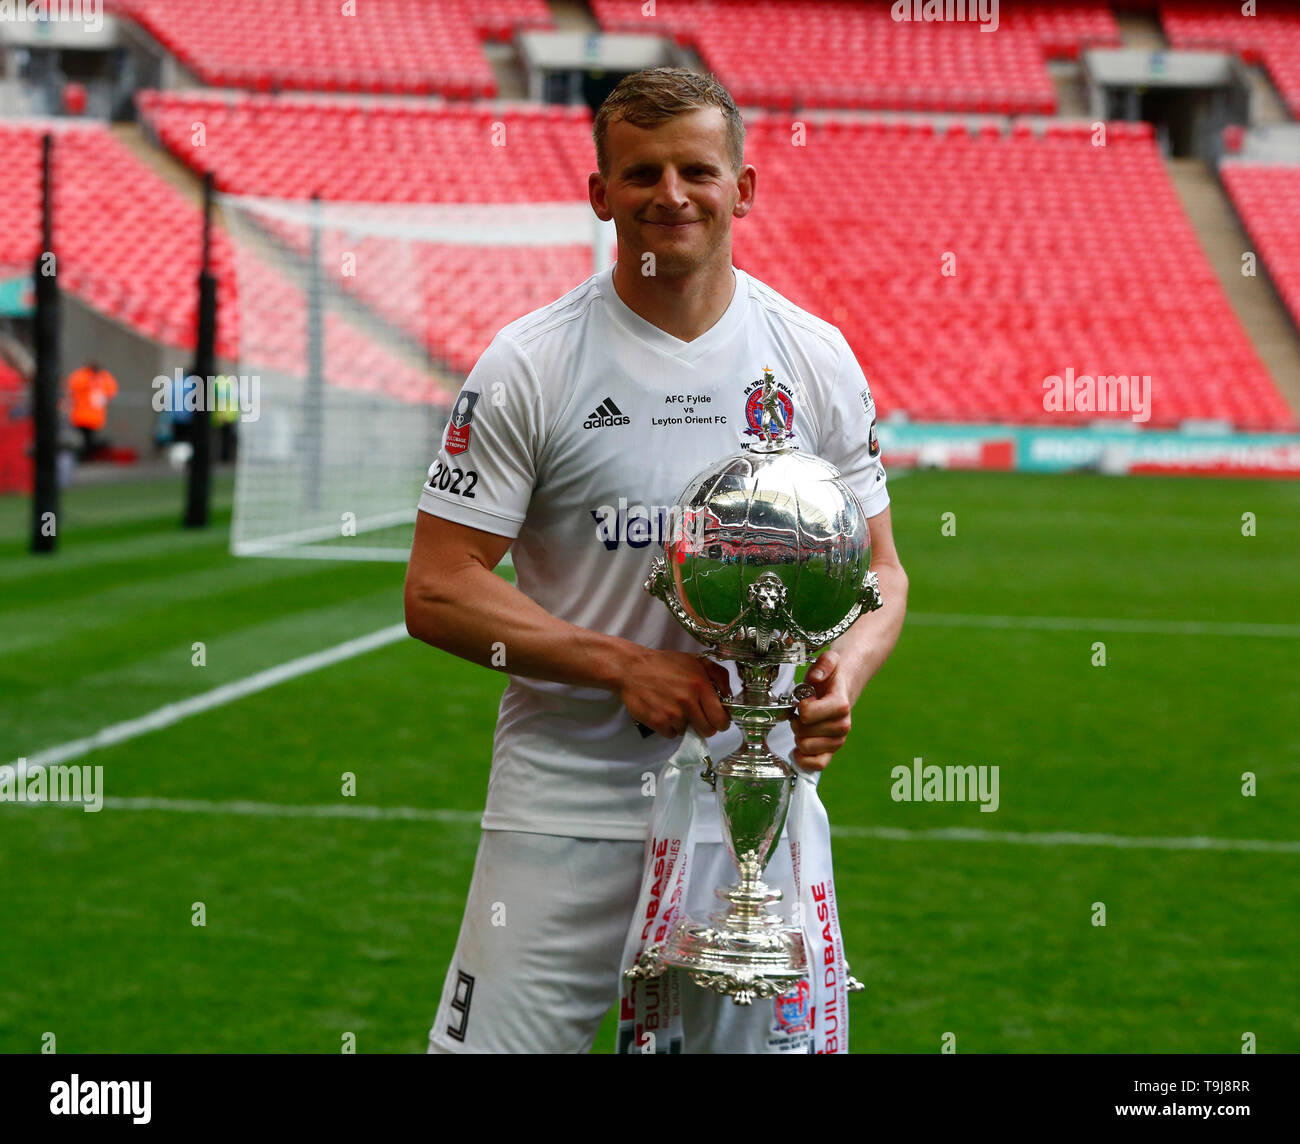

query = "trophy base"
[626, 872, 808, 1005]
[624, 871, 869, 1006]
[627, 932, 867, 1008]
[661, 918, 807, 1005]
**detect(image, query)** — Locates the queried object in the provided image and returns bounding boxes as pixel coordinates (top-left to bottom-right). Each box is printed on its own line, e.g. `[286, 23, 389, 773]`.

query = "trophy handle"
[793, 569, 884, 650]
[645, 556, 721, 646]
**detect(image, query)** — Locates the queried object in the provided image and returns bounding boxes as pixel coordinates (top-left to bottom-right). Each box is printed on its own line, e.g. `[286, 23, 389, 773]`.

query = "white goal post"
[220, 196, 614, 561]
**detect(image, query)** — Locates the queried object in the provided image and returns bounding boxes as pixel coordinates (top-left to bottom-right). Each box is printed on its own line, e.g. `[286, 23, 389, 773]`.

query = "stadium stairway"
[110, 120, 453, 397]
[1047, 60, 1089, 120]
[1246, 66, 1291, 128]
[1115, 10, 1168, 53]
[1165, 156, 1300, 417]
[548, 0, 599, 35]
[109, 121, 207, 209]
[484, 43, 527, 101]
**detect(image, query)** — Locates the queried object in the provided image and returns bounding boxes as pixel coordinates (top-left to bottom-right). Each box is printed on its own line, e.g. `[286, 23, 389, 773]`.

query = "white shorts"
[426, 829, 810, 1054]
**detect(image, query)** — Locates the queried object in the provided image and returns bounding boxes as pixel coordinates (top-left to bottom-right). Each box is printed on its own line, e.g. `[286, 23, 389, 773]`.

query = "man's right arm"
[403, 510, 730, 740]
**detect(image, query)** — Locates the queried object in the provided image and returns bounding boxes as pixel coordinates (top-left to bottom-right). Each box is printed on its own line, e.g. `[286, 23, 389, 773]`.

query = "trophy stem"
[715, 679, 798, 880]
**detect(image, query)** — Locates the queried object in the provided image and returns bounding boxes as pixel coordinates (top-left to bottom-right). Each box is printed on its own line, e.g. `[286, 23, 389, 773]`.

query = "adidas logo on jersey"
[583, 397, 630, 430]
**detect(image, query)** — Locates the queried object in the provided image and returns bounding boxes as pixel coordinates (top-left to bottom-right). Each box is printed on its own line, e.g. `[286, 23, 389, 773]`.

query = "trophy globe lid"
[663, 442, 872, 656]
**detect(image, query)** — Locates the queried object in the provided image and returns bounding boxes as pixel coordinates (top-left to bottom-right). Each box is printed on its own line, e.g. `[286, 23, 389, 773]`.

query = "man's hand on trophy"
[620, 648, 732, 740]
[791, 649, 854, 772]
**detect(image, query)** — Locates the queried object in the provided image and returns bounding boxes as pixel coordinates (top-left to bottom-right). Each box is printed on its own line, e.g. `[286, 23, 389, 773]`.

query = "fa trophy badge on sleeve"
[626, 367, 883, 1004]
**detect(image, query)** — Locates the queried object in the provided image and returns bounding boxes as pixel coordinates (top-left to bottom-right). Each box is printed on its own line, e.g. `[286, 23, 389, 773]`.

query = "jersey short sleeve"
[417, 333, 541, 539]
[818, 333, 890, 519]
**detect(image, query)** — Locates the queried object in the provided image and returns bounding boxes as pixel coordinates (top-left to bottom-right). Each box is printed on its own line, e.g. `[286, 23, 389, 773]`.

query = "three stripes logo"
[584, 397, 630, 430]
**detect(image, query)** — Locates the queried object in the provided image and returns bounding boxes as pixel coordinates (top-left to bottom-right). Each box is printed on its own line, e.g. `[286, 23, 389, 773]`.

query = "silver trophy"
[626, 367, 883, 1005]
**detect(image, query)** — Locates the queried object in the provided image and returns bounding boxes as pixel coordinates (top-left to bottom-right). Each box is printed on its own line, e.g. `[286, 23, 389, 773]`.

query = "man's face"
[589, 107, 755, 278]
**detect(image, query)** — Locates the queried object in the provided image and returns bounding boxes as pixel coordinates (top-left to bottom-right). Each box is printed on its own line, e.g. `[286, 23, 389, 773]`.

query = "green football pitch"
[1, 468, 1297, 1054]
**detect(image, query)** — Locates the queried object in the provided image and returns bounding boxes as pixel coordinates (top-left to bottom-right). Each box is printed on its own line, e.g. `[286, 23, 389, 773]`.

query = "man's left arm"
[791, 505, 907, 771]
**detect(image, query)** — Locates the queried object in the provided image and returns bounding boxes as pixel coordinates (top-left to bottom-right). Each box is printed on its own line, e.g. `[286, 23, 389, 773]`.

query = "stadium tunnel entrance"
[542, 68, 638, 113]
[519, 30, 689, 113]
[1084, 49, 1251, 162]
[580, 69, 624, 113]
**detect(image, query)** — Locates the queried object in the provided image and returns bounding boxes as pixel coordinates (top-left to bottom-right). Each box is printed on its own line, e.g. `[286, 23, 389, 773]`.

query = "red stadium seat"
[587, 0, 1117, 114]
[0, 120, 436, 397]
[1162, 2, 1300, 117]
[128, 93, 1297, 428]
[108, 0, 539, 98]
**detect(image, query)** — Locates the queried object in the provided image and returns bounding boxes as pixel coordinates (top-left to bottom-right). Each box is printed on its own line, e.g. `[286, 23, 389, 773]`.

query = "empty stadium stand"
[132, 92, 1294, 429]
[590, 0, 1121, 113]
[106, 0, 554, 97]
[137, 91, 600, 371]
[0, 355, 30, 494]
[136, 91, 594, 202]
[1162, 2, 1300, 119]
[0, 121, 431, 400]
[1221, 163, 1300, 346]
[735, 114, 1290, 429]
[3, 1, 1297, 449]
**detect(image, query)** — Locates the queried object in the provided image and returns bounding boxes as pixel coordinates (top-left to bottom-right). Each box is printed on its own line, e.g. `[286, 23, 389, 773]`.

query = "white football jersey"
[418, 263, 889, 841]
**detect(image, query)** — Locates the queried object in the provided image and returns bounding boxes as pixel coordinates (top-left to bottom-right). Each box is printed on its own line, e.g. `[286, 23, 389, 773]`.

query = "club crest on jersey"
[445, 389, 479, 456]
[773, 979, 812, 1034]
[742, 373, 796, 440]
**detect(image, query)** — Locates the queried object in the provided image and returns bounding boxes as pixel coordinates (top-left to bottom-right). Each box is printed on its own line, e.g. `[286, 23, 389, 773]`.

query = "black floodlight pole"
[31, 132, 60, 555]
[185, 170, 218, 528]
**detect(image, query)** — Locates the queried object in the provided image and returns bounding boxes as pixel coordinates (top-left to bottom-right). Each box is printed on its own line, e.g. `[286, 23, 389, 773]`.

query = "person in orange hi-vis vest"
[65, 360, 118, 460]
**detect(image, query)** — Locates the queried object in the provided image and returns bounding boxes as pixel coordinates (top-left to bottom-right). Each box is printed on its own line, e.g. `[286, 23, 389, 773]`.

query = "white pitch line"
[14, 608, 1291, 783]
[908, 612, 1300, 639]
[8, 611, 1296, 856]
[10, 623, 410, 778]
[12, 796, 1298, 855]
[100, 797, 482, 824]
[831, 824, 1300, 854]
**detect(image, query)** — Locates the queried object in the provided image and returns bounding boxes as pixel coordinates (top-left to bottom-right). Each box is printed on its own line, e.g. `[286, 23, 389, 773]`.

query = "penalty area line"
[832, 824, 1300, 854]
[100, 797, 482, 825]
[908, 613, 1300, 639]
[17, 796, 1299, 854]
[9, 623, 411, 780]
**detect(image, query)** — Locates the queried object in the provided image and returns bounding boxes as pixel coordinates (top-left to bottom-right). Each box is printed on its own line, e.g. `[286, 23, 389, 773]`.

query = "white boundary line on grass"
[14, 610, 1295, 782]
[908, 613, 1300, 638]
[10, 623, 410, 779]
[830, 823, 1300, 853]
[8, 619, 1299, 856]
[100, 797, 482, 824]
[15, 796, 1295, 854]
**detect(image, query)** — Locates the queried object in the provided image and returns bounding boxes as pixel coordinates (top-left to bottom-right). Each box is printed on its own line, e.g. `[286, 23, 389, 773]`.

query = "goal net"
[220, 196, 613, 560]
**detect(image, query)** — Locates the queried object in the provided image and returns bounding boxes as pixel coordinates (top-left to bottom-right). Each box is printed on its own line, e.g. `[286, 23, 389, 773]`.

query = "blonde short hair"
[592, 66, 745, 180]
